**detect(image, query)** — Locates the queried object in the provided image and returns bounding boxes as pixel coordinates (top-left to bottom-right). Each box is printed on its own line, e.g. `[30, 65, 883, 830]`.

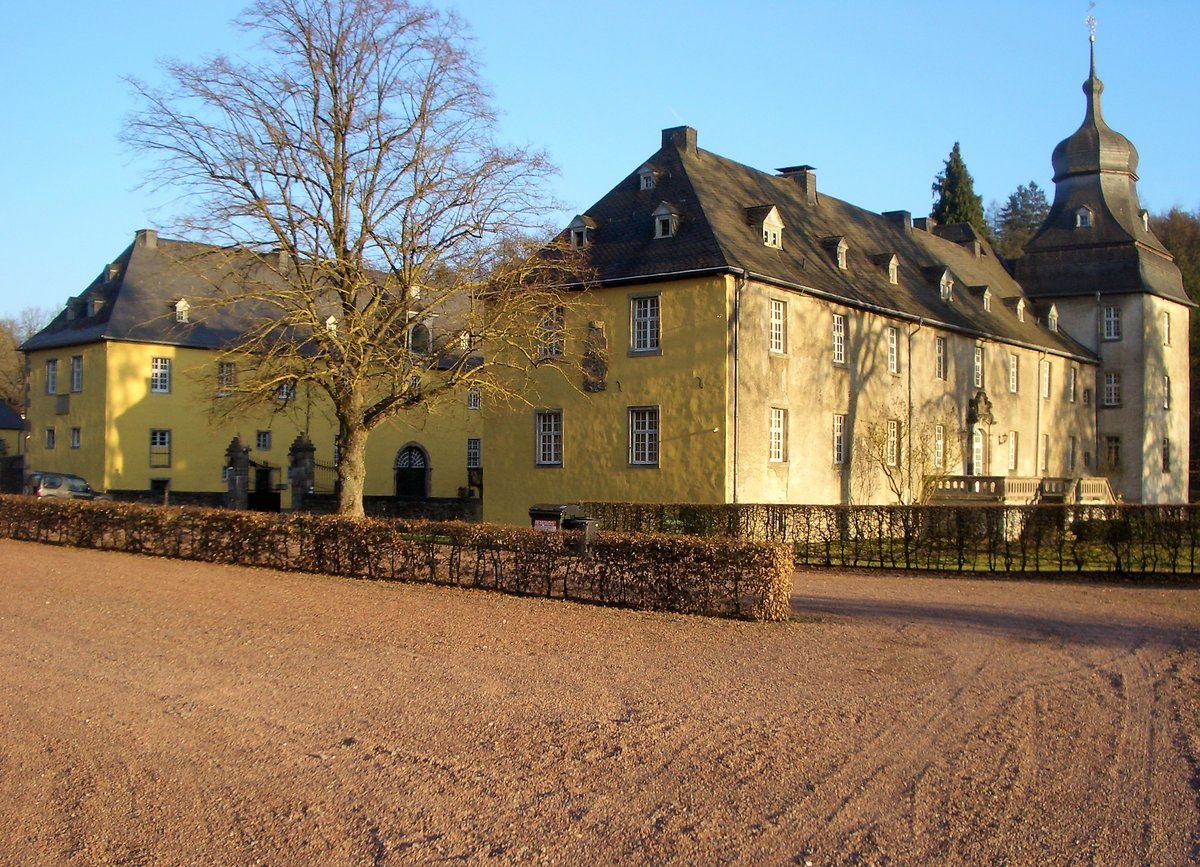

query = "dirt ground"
[0, 539, 1197, 866]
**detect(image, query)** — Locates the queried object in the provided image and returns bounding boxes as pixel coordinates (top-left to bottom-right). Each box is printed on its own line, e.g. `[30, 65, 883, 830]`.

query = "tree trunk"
[336, 422, 370, 517]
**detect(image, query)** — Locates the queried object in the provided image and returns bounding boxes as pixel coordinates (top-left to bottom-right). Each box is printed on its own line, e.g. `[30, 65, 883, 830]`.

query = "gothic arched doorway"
[394, 444, 430, 498]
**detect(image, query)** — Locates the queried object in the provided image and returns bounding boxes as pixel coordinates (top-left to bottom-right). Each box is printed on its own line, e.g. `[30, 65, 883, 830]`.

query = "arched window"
[394, 444, 430, 498]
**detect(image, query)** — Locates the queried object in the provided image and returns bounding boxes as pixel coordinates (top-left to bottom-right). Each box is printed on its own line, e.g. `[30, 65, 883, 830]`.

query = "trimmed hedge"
[0, 496, 793, 621]
[577, 501, 1200, 580]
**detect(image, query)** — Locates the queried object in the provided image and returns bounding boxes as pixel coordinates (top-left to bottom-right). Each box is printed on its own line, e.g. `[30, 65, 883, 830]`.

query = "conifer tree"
[991, 181, 1050, 258]
[931, 142, 988, 238]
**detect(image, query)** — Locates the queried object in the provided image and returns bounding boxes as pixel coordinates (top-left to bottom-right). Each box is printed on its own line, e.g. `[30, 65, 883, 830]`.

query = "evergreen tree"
[991, 181, 1050, 259]
[931, 142, 988, 238]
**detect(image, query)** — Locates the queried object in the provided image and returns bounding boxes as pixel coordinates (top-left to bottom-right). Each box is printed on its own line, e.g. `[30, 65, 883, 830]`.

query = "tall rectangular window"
[832, 314, 846, 365]
[467, 388, 481, 411]
[217, 361, 236, 397]
[256, 430, 271, 451]
[628, 407, 660, 466]
[834, 414, 847, 465]
[935, 336, 947, 380]
[70, 427, 81, 449]
[886, 327, 899, 374]
[538, 305, 565, 358]
[1104, 435, 1121, 470]
[1008, 431, 1019, 472]
[70, 356, 83, 393]
[1162, 438, 1171, 473]
[535, 410, 562, 466]
[45, 359, 58, 395]
[151, 357, 171, 393]
[630, 295, 660, 352]
[974, 346, 984, 389]
[769, 299, 786, 353]
[885, 419, 899, 467]
[934, 424, 945, 469]
[1008, 354, 1019, 393]
[1069, 436, 1077, 472]
[769, 408, 787, 463]
[1103, 371, 1121, 407]
[1163, 375, 1171, 410]
[1041, 360, 1051, 399]
[1103, 306, 1121, 340]
[1163, 311, 1172, 345]
[1040, 434, 1049, 473]
[150, 429, 172, 467]
[467, 438, 481, 469]
[1068, 367, 1077, 403]
[45, 427, 56, 450]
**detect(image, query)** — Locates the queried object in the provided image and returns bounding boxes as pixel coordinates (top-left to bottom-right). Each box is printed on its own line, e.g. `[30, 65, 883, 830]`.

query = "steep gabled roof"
[570, 127, 1092, 359]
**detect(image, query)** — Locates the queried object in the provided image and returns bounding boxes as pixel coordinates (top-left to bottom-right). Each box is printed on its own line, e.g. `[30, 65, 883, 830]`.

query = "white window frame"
[275, 380, 296, 402]
[1162, 438, 1171, 473]
[971, 430, 985, 476]
[70, 355, 83, 393]
[973, 346, 984, 389]
[934, 424, 945, 469]
[834, 414, 847, 466]
[832, 313, 846, 366]
[769, 299, 786, 354]
[535, 410, 563, 467]
[1008, 354, 1019, 393]
[467, 437, 481, 469]
[1068, 367, 1077, 403]
[1103, 371, 1121, 407]
[1041, 360, 1051, 399]
[150, 357, 171, 394]
[1163, 311, 1172, 346]
[769, 408, 787, 463]
[885, 419, 899, 467]
[1008, 431, 1019, 472]
[935, 336, 947, 381]
[1103, 306, 1121, 340]
[630, 295, 661, 353]
[1163, 375, 1171, 410]
[70, 427, 81, 449]
[467, 388, 481, 411]
[1104, 435, 1121, 470]
[45, 359, 58, 395]
[45, 427, 56, 450]
[256, 430, 271, 451]
[150, 428, 172, 468]
[1040, 433, 1050, 474]
[217, 361, 236, 397]
[538, 305, 566, 359]
[886, 327, 899, 375]
[628, 406, 660, 467]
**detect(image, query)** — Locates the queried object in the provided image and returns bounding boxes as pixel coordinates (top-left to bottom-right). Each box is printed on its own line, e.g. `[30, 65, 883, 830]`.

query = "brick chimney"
[135, 228, 158, 249]
[882, 210, 912, 234]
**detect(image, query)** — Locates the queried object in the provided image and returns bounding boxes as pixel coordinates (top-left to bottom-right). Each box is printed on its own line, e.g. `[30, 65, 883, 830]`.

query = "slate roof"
[571, 127, 1094, 360]
[0, 402, 25, 431]
[1017, 44, 1190, 306]
[21, 231, 273, 353]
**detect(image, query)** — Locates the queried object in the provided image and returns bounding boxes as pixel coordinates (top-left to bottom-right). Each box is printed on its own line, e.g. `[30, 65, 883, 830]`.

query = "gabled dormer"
[652, 202, 679, 239]
[822, 236, 848, 269]
[568, 214, 596, 249]
[924, 267, 955, 303]
[1045, 303, 1060, 333]
[870, 253, 900, 284]
[637, 164, 657, 191]
[175, 298, 191, 323]
[746, 205, 784, 249]
[1074, 206, 1093, 228]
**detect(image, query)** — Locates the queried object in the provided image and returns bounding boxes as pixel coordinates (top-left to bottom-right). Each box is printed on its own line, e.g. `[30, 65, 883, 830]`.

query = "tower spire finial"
[1086, 3, 1098, 76]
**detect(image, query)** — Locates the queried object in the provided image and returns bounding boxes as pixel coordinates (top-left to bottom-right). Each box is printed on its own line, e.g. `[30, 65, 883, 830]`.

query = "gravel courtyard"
[0, 538, 1197, 865]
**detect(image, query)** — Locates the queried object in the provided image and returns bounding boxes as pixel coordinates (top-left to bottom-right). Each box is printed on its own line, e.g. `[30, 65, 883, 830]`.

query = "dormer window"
[1074, 207, 1093, 228]
[887, 256, 898, 284]
[940, 272, 954, 303]
[823, 236, 848, 269]
[652, 203, 678, 239]
[982, 288, 992, 312]
[748, 205, 784, 249]
[1141, 210, 1150, 232]
[1047, 304, 1060, 333]
[568, 214, 595, 249]
[175, 298, 190, 323]
[1016, 299, 1025, 322]
[325, 315, 338, 333]
[637, 165, 657, 191]
[89, 296, 105, 317]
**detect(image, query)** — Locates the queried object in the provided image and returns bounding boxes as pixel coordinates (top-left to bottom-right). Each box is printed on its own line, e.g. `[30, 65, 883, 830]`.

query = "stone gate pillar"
[288, 434, 316, 511]
[225, 437, 250, 510]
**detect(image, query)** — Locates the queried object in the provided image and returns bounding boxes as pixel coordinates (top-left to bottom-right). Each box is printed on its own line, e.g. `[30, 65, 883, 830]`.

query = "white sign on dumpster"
[533, 519, 558, 532]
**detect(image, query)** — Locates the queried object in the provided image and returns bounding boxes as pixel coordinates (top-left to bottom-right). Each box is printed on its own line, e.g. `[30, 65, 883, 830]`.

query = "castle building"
[483, 44, 1188, 524]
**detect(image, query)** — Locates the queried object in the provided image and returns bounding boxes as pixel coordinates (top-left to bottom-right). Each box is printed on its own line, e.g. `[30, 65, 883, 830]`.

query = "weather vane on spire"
[1086, 2, 1097, 42]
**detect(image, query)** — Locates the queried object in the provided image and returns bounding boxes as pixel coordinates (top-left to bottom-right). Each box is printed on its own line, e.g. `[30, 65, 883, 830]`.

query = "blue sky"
[4, 1, 1197, 322]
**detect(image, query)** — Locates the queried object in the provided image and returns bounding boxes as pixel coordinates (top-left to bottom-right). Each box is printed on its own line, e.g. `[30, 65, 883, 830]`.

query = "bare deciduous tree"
[124, 0, 586, 515]
[855, 403, 964, 504]
[1, 307, 54, 412]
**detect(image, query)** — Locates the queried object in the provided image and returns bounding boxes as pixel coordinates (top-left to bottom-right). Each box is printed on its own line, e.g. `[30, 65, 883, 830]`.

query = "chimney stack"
[661, 126, 697, 155]
[777, 165, 818, 205]
[135, 228, 158, 249]
[882, 210, 912, 234]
